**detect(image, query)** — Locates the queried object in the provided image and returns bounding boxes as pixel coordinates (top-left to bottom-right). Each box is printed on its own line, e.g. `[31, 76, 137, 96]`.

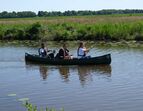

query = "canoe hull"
[25, 53, 111, 65]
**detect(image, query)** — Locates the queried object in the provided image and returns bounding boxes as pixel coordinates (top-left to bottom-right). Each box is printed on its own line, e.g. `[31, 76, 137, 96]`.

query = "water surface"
[0, 42, 143, 111]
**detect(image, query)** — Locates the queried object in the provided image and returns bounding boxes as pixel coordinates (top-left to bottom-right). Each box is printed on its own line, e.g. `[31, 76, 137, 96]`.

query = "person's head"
[41, 43, 45, 48]
[63, 43, 67, 49]
[79, 42, 84, 48]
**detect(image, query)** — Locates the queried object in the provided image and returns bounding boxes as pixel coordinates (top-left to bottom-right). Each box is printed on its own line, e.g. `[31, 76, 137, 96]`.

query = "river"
[0, 41, 143, 111]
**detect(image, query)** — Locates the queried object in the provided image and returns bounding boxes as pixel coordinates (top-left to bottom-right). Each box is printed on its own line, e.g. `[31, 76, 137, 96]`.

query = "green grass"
[24, 101, 64, 111]
[0, 15, 143, 41]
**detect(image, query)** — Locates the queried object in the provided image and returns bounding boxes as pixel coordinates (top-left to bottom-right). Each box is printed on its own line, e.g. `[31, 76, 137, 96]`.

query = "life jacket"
[58, 48, 69, 59]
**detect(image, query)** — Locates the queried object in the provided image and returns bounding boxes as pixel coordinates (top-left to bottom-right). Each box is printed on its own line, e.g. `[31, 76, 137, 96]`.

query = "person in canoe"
[38, 43, 55, 58]
[77, 42, 90, 59]
[56, 43, 72, 59]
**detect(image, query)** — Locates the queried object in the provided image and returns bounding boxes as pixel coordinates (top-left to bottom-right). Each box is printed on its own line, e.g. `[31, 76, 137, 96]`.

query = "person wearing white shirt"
[38, 43, 54, 58]
[77, 42, 90, 59]
[38, 43, 47, 57]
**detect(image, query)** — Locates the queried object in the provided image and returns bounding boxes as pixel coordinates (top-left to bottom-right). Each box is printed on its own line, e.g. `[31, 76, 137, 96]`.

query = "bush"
[26, 22, 42, 40]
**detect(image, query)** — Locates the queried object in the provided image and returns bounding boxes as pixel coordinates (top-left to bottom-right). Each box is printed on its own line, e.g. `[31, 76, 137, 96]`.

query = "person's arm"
[47, 49, 53, 52]
[83, 47, 89, 52]
[82, 47, 89, 56]
[65, 49, 69, 56]
[44, 47, 52, 53]
[66, 49, 69, 52]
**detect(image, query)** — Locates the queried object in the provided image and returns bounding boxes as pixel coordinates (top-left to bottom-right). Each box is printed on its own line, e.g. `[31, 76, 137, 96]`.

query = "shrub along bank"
[0, 17, 143, 41]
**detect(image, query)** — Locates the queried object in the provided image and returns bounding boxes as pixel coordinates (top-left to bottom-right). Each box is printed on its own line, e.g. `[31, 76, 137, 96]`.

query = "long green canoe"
[25, 53, 111, 65]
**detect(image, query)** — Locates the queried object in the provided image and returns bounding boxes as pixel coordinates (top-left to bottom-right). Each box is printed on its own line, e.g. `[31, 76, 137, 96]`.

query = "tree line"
[0, 9, 143, 18]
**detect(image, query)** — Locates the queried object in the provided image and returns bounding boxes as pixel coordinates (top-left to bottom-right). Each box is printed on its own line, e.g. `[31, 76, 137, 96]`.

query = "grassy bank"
[0, 15, 143, 41]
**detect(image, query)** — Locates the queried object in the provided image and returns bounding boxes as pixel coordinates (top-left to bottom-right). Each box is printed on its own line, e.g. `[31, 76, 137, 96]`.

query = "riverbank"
[0, 15, 143, 41]
[1, 40, 143, 49]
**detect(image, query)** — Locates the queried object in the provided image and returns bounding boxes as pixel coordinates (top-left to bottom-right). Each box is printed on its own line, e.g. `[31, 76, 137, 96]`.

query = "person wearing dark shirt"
[58, 44, 71, 59]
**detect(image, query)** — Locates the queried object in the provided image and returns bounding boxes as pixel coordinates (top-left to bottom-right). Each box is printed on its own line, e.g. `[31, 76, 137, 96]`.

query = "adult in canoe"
[38, 43, 47, 57]
[38, 43, 54, 58]
[56, 43, 72, 59]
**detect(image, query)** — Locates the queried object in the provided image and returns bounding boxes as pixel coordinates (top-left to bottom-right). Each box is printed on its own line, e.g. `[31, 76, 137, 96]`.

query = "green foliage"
[0, 11, 36, 18]
[1, 16, 143, 41]
[24, 101, 64, 111]
[0, 22, 44, 40]
[1, 9, 143, 19]
[4, 28, 18, 40]
[26, 22, 42, 40]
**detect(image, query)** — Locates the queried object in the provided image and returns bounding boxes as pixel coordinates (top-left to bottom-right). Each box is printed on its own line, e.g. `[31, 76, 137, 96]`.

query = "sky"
[0, 0, 143, 12]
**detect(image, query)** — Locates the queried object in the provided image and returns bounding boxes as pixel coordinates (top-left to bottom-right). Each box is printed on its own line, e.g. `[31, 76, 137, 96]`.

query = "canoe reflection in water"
[25, 62, 111, 84]
[58, 65, 111, 83]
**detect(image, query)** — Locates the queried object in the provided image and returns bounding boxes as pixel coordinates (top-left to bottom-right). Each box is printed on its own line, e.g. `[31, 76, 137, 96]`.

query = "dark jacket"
[58, 48, 69, 59]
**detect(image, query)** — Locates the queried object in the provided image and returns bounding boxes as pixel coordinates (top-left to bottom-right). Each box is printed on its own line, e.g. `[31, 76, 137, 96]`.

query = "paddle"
[88, 45, 95, 51]
[84, 44, 95, 57]
[85, 44, 95, 54]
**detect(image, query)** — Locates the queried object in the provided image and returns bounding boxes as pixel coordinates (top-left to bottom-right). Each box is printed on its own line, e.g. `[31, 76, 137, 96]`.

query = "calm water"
[0, 42, 143, 111]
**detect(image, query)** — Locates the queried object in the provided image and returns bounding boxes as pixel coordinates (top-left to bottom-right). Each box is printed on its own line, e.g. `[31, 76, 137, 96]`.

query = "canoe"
[25, 53, 111, 65]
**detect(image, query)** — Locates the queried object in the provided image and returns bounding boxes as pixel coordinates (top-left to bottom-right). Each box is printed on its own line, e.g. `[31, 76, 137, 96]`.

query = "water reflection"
[58, 66, 70, 82]
[77, 65, 111, 86]
[39, 66, 48, 80]
[25, 62, 111, 85]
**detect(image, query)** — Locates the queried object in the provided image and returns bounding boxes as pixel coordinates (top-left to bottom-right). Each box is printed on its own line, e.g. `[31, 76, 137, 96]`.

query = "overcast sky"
[0, 0, 142, 12]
